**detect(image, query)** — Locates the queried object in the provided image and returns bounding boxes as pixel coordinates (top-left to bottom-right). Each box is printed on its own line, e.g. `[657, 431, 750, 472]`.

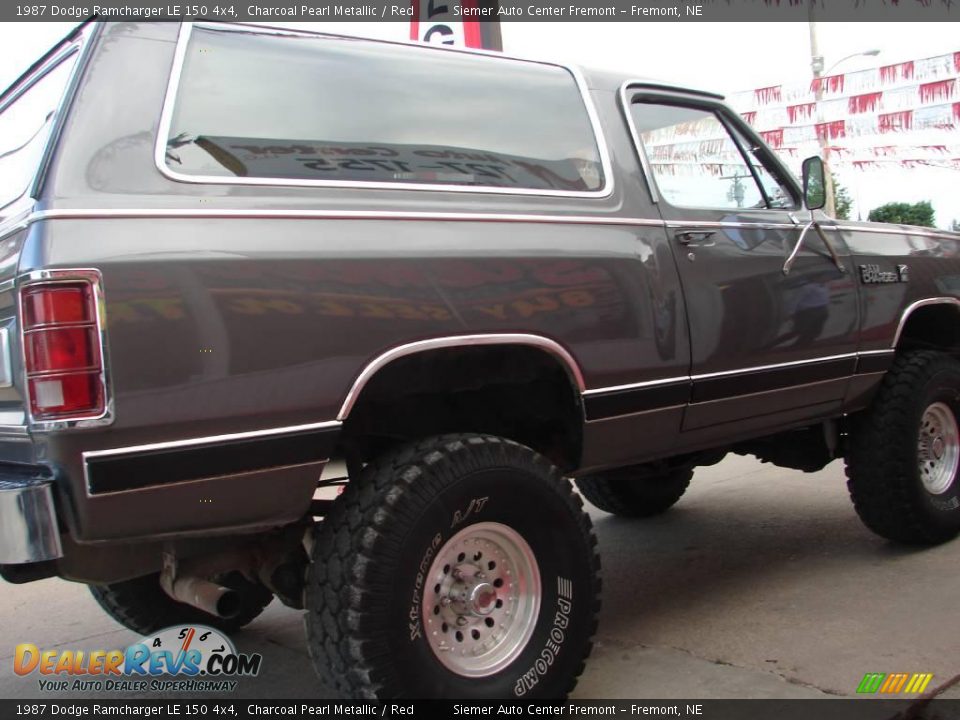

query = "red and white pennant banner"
[726, 49, 960, 171]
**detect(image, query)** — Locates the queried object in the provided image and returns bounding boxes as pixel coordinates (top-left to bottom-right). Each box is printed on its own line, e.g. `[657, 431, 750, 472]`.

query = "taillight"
[21, 281, 105, 421]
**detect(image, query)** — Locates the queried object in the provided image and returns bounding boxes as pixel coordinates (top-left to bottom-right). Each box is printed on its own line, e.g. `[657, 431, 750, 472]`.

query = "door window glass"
[630, 102, 797, 210]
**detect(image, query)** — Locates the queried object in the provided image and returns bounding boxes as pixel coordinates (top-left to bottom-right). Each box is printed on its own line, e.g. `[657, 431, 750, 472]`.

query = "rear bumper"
[0, 470, 62, 564]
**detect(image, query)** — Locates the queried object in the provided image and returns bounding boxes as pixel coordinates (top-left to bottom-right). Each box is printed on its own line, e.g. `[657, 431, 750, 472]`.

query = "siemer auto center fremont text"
[241, 4, 695, 17]
[244, 706, 694, 716]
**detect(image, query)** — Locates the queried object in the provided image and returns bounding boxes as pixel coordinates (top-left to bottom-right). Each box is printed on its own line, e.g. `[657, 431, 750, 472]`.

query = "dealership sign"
[411, 0, 502, 50]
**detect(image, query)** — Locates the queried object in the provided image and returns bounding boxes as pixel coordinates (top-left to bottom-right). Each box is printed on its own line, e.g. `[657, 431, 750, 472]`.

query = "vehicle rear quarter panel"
[29, 23, 692, 540]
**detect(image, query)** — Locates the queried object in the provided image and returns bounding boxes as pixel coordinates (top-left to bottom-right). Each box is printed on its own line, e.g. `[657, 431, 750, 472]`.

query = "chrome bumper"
[0, 476, 62, 563]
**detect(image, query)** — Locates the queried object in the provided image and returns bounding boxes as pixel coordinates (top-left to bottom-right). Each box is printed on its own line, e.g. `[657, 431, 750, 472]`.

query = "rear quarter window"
[162, 25, 606, 194]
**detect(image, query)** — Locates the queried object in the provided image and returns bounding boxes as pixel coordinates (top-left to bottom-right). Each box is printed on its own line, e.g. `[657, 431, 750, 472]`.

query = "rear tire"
[305, 434, 601, 699]
[576, 465, 692, 518]
[90, 571, 273, 636]
[846, 350, 960, 545]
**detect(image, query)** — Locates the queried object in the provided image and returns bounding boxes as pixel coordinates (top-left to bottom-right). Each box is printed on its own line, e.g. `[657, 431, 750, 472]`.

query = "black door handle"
[675, 230, 716, 247]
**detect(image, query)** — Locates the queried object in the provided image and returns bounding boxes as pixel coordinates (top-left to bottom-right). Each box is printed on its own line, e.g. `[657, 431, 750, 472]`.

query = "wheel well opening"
[897, 304, 960, 356]
[338, 345, 584, 472]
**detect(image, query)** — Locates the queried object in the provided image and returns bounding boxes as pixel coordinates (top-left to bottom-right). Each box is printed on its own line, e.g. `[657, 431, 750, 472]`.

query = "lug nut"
[456, 616, 468, 626]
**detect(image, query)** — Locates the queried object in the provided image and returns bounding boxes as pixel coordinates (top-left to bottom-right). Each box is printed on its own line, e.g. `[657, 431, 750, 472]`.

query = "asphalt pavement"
[2, 454, 958, 700]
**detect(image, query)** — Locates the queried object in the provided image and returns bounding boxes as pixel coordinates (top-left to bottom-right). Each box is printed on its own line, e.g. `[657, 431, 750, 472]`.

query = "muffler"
[159, 572, 241, 619]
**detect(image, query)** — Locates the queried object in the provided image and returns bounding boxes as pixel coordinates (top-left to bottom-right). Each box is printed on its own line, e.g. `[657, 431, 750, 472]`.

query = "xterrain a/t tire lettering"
[305, 434, 600, 698]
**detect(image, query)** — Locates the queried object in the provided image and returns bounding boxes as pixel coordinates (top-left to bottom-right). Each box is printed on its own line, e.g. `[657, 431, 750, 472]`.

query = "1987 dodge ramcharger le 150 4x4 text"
[1, 20, 959, 699]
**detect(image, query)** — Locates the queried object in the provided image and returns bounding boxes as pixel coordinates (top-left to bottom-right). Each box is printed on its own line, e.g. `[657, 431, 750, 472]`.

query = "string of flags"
[646, 50, 960, 173]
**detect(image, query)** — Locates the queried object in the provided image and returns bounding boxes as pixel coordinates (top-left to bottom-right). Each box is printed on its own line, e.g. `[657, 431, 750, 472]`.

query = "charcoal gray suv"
[2, 20, 959, 699]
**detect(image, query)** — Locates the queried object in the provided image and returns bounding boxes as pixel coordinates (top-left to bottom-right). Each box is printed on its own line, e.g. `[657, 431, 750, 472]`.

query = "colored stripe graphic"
[857, 673, 885, 694]
[904, 673, 934, 694]
[880, 673, 909, 693]
[858, 672, 933, 694]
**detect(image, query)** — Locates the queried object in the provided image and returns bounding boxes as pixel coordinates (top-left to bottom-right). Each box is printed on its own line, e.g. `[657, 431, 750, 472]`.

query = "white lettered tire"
[305, 434, 601, 698]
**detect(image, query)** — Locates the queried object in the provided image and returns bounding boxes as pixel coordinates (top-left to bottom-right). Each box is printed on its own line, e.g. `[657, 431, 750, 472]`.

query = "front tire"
[305, 434, 600, 699]
[846, 351, 960, 545]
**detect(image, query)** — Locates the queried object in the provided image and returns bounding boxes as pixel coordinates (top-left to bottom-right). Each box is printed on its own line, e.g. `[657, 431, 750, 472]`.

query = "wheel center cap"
[932, 436, 945, 460]
[469, 583, 497, 616]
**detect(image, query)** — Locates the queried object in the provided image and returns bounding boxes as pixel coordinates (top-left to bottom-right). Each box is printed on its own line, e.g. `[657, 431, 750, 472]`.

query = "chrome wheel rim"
[918, 401, 959, 495]
[422, 521, 541, 678]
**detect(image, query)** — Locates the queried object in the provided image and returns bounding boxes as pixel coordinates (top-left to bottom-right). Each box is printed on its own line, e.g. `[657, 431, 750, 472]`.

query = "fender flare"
[336, 334, 586, 421]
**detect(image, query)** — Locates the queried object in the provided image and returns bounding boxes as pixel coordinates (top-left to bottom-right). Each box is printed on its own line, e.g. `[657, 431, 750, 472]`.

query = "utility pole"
[808, 8, 837, 217]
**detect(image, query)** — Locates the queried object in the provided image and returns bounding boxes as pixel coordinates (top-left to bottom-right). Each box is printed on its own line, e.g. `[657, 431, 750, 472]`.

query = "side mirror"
[801, 156, 826, 211]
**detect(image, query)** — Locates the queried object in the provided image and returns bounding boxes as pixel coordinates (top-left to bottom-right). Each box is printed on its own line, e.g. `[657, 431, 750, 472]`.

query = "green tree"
[831, 174, 852, 220]
[867, 201, 936, 228]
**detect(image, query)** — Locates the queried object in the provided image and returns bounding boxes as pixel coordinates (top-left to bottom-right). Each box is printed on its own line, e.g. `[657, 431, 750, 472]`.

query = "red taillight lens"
[25, 327, 99, 373]
[21, 280, 105, 421]
[22, 285, 93, 328]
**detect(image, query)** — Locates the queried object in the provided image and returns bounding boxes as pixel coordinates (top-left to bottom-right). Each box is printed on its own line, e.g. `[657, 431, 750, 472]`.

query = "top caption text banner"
[6, 0, 960, 23]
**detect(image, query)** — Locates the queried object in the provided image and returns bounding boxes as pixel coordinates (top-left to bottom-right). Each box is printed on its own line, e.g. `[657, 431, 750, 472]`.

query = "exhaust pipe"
[160, 573, 241, 619]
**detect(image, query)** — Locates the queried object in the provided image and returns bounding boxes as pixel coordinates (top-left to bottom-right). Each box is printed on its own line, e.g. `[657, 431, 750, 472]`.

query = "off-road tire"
[846, 350, 960, 545]
[305, 434, 601, 699]
[90, 571, 273, 635]
[575, 466, 693, 518]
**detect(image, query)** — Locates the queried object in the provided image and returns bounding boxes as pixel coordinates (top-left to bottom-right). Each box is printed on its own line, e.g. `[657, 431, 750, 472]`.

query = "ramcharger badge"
[859, 264, 909, 284]
[15, 625, 262, 693]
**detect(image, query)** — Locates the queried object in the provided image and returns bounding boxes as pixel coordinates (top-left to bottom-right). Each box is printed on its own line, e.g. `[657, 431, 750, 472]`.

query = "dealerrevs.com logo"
[15, 625, 262, 693]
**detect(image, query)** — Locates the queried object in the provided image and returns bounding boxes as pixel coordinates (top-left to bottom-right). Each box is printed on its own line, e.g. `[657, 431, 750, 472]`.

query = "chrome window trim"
[618, 80, 660, 204]
[338, 334, 585, 421]
[33, 207, 957, 239]
[893, 297, 960, 348]
[154, 22, 615, 200]
[82, 419, 342, 461]
[29, 23, 100, 202]
[618, 81, 804, 214]
[28, 207, 662, 227]
[0, 43, 80, 116]
[664, 220, 799, 231]
[17, 268, 114, 431]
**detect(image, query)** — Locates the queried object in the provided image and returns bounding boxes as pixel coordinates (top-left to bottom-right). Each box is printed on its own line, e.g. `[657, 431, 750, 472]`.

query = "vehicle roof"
[577, 64, 725, 100]
[209, 22, 726, 103]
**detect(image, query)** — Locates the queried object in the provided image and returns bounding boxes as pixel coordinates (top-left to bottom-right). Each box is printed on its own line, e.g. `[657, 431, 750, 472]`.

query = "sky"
[1, 20, 958, 227]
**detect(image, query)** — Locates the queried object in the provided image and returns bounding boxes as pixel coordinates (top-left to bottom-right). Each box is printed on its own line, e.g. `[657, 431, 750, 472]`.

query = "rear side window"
[0, 51, 78, 214]
[163, 26, 606, 194]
